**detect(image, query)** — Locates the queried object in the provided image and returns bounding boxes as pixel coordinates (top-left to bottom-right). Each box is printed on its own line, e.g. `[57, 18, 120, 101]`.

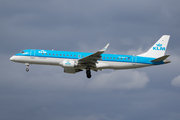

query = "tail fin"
[138, 35, 170, 58]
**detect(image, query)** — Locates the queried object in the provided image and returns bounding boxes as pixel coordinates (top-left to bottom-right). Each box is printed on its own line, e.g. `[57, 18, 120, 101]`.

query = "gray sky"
[1, 0, 180, 120]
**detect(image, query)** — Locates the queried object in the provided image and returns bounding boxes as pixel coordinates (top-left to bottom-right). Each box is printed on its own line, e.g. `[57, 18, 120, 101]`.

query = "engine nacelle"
[60, 60, 77, 68]
[59, 60, 87, 69]
[64, 68, 82, 74]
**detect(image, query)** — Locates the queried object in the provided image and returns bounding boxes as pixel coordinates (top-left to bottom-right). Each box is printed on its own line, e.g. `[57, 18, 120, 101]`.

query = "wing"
[78, 43, 110, 69]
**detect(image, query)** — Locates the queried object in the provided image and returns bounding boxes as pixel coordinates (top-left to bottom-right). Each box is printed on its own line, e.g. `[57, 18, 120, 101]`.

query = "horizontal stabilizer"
[151, 55, 170, 62]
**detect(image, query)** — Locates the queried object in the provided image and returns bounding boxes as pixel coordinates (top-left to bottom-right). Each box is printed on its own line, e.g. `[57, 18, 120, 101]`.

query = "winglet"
[100, 43, 110, 52]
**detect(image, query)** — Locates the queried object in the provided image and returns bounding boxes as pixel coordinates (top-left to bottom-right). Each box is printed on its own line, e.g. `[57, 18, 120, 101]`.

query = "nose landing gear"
[26, 68, 29, 72]
[86, 69, 91, 78]
[25, 63, 30, 72]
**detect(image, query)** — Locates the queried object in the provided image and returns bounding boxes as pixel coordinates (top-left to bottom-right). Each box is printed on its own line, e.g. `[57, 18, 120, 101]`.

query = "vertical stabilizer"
[138, 35, 170, 58]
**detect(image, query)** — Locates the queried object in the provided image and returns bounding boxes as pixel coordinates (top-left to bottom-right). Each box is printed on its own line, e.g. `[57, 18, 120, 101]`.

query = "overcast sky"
[1, 0, 180, 120]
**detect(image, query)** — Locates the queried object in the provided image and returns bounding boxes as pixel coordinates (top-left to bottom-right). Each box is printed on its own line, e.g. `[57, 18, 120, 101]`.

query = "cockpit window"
[22, 51, 24, 53]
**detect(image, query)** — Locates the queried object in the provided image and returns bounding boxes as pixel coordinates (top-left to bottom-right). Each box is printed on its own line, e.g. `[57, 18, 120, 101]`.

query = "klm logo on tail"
[153, 43, 165, 51]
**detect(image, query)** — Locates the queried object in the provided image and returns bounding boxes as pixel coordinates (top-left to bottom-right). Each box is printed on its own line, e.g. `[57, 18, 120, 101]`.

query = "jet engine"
[64, 68, 83, 74]
[59, 60, 86, 69]
[60, 60, 77, 68]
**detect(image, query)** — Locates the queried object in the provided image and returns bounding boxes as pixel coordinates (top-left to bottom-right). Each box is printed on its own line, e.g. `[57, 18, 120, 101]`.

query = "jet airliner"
[10, 35, 171, 78]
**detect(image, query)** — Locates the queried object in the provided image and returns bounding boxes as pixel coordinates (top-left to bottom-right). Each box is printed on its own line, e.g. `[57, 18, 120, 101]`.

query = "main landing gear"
[86, 69, 91, 78]
[25, 63, 30, 72]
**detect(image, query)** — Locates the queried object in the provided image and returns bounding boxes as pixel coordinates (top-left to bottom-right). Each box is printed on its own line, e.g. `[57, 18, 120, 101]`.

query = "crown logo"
[156, 43, 162, 46]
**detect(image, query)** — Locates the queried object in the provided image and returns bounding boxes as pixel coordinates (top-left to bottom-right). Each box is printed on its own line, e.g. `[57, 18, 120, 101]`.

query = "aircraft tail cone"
[163, 60, 171, 64]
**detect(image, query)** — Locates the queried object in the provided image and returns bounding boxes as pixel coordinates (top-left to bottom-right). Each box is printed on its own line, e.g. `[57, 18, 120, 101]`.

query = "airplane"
[10, 35, 171, 78]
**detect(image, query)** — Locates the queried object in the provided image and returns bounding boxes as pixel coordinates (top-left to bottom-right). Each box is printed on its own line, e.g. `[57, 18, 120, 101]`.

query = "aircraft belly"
[97, 61, 152, 69]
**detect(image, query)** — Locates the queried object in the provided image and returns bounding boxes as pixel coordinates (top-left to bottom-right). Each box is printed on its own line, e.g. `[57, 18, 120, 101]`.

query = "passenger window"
[53, 54, 54, 55]
[60, 54, 61, 56]
[107, 57, 109, 59]
[46, 53, 47, 55]
[125, 58, 126, 60]
[63, 54, 65, 56]
[42, 53, 44, 55]
[128, 57, 130, 60]
[110, 57, 112, 59]
[71, 55, 72, 56]
[49, 53, 51, 55]
[67, 55, 69, 56]
[74, 55, 76, 57]
[56, 54, 58, 56]
[114, 57, 115, 59]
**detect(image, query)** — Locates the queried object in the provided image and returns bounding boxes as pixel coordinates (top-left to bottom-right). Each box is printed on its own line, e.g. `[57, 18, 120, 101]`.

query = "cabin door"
[132, 55, 137, 65]
[30, 50, 35, 59]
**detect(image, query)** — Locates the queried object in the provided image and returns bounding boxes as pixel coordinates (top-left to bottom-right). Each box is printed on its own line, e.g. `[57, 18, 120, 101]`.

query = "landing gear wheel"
[25, 63, 30, 72]
[86, 69, 91, 78]
[26, 68, 29, 72]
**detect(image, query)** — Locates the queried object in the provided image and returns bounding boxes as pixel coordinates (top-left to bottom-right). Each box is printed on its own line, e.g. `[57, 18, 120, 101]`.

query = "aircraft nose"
[10, 56, 16, 61]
